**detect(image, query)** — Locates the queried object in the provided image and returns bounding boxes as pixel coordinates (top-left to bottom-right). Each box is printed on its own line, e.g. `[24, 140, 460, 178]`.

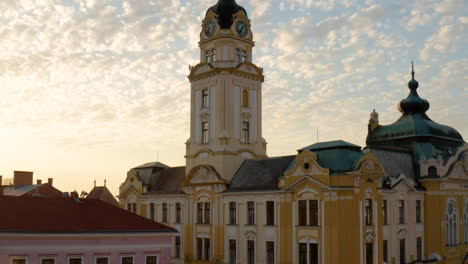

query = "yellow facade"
[117, 1, 468, 263]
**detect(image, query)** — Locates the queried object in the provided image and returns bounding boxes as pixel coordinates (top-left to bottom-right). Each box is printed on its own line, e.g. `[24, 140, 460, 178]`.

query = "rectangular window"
[204, 202, 211, 224]
[247, 201, 255, 225]
[309, 200, 318, 226]
[235, 48, 247, 62]
[229, 202, 237, 225]
[266, 241, 274, 264]
[416, 200, 422, 223]
[197, 238, 203, 261]
[204, 238, 211, 261]
[266, 201, 275, 226]
[247, 240, 255, 264]
[69, 258, 82, 264]
[241, 121, 250, 143]
[310, 243, 318, 264]
[383, 200, 388, 225]
[399, 200, 405, 224]
[365, 243, 373, 264]
[202, 121, 209, 144]
[298, 200, 307, 226]
[383, 240, 388, 263]
[299, 243, 307, 264]
[175, 203, 181, 223]
[202, 89, 209, 108]
[42, 259, 55, 264]
[229, 239, 237, 264]
[12, 259, 27, 264]
[365, 199, 373, 226]
[417, 237, 422, 260]
[399, 239, 406, 264]
[145, 256, 158, 264]
[162, 203, 168, 223]
[96, 257, 109, 264]
[197, 203, 204, 224]
[175, 236, 181, 258]
[127, 203, 136, 213]
[121, 257, 133, 264]
[206, 49, 216, 63]
[149, 203, 155, 221]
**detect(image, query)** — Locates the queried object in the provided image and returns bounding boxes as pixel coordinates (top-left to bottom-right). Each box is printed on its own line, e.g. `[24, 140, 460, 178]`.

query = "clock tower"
[186, 0, 267, 182]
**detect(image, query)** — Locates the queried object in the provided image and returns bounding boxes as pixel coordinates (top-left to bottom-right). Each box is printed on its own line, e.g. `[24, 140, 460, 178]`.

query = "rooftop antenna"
[317, 128, 320, 142]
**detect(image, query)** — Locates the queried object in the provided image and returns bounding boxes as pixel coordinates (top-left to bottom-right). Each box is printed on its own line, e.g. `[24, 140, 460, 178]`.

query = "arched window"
[446, 200, 458, 246]
[464, 202, 468, 244]
[242, 89, 249, 107]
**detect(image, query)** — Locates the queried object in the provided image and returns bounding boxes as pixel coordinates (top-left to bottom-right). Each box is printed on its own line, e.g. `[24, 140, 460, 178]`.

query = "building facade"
[118, 1, 468, 263]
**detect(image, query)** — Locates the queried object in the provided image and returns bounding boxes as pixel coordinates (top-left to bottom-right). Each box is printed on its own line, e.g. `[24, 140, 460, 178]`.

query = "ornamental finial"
[411, 61, 415, 80]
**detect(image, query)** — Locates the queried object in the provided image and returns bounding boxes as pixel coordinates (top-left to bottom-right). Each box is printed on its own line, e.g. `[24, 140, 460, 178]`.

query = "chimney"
[13, 171, 33, 187]
[47, 178, 53, 186]
[37, 179, 42, 184]
[0, 175, 2, 186]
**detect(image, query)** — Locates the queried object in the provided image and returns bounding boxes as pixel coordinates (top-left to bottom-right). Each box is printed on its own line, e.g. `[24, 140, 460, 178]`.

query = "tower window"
[241, 121, 250, 144]
[236, 48, 247, 62]
[242, 89, 249, 107]
[399, 200, 405, 224]
[446, 200, 458, 246]
[365, 199, 373, 226]
[202, 89, 209, 108]
[206, 49, 216, 63]
[202, 122, 209, 144]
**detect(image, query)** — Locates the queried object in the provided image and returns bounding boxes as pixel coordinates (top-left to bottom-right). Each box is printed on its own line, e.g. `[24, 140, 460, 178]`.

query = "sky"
[0, 0, 466, 196]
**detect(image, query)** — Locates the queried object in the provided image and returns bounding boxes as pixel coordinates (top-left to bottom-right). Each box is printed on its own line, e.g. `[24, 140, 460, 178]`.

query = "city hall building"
[118, 0, 468, 263]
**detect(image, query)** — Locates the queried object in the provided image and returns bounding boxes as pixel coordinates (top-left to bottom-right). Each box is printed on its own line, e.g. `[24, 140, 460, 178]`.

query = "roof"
[2, 185, 41, 196]
[366, 148, 415, 179]
[229, 156, 296, 191]
[132, 164, 186, 195]
[299, 140, 362, 152]
[0, 196, 176, 234]
[87, 186, 119, 207]
[206, 0, 248, 28]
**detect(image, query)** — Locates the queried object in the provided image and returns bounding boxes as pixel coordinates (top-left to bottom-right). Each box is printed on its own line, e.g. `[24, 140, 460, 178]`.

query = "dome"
[206, 0, 248, 28]
[367, 65, 464, 150]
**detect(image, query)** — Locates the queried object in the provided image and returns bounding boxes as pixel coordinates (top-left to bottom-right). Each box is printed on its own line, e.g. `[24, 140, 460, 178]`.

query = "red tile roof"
[0, 196, 176, 233]
[86, 186, 119, 207]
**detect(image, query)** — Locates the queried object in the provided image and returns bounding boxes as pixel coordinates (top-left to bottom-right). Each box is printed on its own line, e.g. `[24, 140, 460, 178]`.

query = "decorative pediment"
[279, 150, 330, 189]
[119, 169, 143, 196]
[356, 153, 386, 176]
[182, 165, 227, 187]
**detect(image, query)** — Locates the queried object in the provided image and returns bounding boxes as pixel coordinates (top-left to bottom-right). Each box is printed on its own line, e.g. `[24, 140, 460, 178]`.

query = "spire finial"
[411, 61, 415, 80]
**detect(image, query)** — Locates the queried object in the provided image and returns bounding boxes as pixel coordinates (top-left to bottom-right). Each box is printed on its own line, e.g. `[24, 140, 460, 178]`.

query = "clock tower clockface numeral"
[204, 20, 217, 37]
[235, 20, 248, 38]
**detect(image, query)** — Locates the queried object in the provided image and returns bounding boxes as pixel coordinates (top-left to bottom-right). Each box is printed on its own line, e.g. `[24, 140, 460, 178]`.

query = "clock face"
[235, 20, 248, 37]
[204, 20, 217, 37]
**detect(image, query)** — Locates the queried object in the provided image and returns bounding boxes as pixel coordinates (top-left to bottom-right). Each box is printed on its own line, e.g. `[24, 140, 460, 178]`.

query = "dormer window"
[236, 48, 247, 63]
[206, 49, 216, 63]
[202, 89, 209, 108]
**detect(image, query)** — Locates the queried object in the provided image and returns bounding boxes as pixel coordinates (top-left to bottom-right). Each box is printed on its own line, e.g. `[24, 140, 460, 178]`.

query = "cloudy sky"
[0, 0, 466, 195]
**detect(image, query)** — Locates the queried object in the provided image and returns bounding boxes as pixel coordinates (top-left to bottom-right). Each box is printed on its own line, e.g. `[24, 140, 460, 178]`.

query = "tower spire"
[411, 61, 415, 80]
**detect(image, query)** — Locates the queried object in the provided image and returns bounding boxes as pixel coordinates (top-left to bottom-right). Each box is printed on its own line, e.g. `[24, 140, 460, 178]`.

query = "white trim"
[10, 257, 28, 264]
[67, 256, 83, 264]
[145, 255, 160, 264]
[94, 256, 109, 264]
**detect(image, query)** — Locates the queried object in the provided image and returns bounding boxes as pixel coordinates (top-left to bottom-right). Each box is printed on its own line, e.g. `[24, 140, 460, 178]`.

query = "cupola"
[206, 0, 248, 28]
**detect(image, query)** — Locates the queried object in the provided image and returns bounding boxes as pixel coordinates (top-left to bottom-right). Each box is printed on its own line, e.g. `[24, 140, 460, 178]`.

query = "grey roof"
[135, 162, 169, 169]
[134, 166, 186, 195]
[229, 156, 296, 192]
[299, 140, 361, 152]
[366, 148, 415, 179]
[3, 185, 42, 196]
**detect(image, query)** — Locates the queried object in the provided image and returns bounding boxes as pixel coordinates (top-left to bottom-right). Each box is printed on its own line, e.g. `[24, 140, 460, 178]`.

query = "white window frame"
[446, 199, 459, 246]
[67, 257, 83, 264]
[94, 256, 110, 264]
[10, 258, 28, 264]
[145, 255, 160, 264]
[120, 256, 134, 264]
[40, 257, 56, 264]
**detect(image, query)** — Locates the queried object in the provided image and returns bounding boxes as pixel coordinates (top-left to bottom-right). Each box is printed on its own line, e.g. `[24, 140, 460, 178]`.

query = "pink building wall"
[0, 234, 174, 264]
